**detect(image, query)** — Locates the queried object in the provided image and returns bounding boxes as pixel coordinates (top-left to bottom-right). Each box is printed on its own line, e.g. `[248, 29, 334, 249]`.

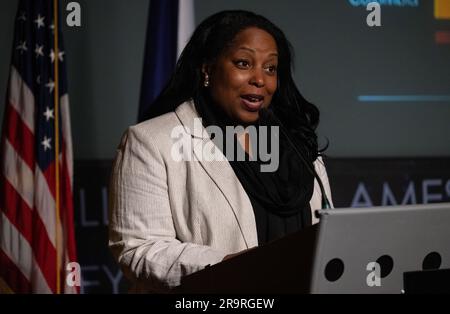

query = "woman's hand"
[222, 247, 256, 261]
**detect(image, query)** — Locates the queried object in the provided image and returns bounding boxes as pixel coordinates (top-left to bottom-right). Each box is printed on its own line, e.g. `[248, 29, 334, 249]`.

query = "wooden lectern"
[174, 225, 318, 294]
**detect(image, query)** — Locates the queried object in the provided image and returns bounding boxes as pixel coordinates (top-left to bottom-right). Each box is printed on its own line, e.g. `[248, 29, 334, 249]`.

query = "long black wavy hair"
[142, 10, 323, 160]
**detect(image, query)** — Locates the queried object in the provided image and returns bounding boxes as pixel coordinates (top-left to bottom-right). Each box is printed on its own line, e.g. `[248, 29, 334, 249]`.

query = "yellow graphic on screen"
[435, 0, 450, 19]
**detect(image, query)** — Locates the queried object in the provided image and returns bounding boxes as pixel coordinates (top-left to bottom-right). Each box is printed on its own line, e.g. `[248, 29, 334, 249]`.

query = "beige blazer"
[108, 100, 333, 293]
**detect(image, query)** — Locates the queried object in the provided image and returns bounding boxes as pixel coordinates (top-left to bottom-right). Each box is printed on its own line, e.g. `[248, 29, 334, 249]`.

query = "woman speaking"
[109, 10, 333, 293]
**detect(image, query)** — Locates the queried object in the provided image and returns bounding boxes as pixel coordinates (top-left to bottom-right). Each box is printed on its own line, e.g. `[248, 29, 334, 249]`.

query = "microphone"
[259, 108, 332, 210]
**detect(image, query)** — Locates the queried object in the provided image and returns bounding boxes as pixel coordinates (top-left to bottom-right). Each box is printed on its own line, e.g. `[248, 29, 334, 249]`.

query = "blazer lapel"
[175, 101, 258, 248]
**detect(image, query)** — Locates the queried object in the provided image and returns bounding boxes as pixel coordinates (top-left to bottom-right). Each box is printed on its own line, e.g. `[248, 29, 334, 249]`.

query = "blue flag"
[138, 0, 195, 122]
[138, 0, 197, 123]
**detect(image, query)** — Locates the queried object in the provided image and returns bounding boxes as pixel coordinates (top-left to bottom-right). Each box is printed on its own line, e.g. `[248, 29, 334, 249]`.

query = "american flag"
[0, 0, 78, 293]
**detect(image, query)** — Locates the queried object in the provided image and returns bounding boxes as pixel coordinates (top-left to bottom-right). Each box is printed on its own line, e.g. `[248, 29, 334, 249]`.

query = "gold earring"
[204, 74, 210, 87]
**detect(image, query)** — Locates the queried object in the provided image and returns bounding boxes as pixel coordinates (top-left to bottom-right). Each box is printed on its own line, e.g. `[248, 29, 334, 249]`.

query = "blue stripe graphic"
[358, 95, 450, 102]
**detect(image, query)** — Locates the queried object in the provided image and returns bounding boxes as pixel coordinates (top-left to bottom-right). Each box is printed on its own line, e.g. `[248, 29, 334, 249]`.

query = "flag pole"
[53, 0, 61, 295]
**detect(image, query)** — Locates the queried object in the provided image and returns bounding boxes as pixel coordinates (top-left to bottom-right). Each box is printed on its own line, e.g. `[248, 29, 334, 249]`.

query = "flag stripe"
[0, 176, 57, 293]
[0, 211, 52, 293]
[3, 104, 35, 170]
[2, 138, 57, 249]
[35, 167, 57, 247]
[61, 155, 76, 257]
[0, 247, 31, 293]
[2, 138, 34, 209]
[8, 66, 35, 132]
[42, 158, 57, 199]
[60, 150, 79, 293]
[1, 174, 33, 242]
[60, 95, 73, 181]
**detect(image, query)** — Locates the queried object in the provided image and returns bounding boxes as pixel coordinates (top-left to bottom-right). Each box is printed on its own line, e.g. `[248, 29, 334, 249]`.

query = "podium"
[176, 224, 318, 294]
[175, 203, 450, 294]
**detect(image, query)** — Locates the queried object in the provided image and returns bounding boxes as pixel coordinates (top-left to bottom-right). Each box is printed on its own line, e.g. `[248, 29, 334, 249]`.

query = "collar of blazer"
[174, 100, 258, 249]
[174, 99, 210, 139]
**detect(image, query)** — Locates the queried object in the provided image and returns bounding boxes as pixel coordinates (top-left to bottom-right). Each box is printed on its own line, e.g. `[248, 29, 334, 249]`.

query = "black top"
[194, 95, 314, 245]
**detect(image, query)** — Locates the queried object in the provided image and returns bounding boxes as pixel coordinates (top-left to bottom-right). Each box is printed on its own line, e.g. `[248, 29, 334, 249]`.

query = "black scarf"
[194, 94, 314, 245]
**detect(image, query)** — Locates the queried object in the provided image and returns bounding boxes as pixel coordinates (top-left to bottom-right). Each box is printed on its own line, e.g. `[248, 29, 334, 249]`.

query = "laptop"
[310, 203, 450, 293]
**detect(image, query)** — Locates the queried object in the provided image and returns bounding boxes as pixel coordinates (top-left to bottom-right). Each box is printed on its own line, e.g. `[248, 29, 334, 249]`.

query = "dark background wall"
[1, 0, 449, 159]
